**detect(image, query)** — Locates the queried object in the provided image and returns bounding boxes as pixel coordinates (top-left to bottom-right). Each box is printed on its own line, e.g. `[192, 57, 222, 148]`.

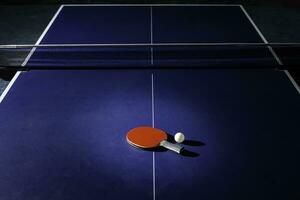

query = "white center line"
[151, 73, 156, 200]
[150, 6, 154, 65]
[151, 6, 155, 199]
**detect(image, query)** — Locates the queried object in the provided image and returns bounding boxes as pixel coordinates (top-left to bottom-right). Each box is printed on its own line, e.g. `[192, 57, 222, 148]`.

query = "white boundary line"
[63, 4, 241, 7]
[21, 5, 64, 67]
[284, 70, 300, 94]
[240, 5, 300, 94]
[0, 5, 64, 104]
[151, 73, 155, 200]
[239, 5, 283, 65]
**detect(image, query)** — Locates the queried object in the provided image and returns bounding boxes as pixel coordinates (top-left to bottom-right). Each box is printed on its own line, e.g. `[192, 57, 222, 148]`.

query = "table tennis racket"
[126, 126, 183, 154]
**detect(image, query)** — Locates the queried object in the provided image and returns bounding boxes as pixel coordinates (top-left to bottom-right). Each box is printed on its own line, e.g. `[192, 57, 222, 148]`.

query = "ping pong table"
[0, 4, 299, 200]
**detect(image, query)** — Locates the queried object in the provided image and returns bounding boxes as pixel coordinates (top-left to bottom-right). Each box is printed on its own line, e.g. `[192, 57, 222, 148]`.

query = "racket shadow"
[182, 140, 205, 146]
[128, 144, 168, 152]
[180, 149, 200, 157]
[129, 144, 200, 157]
[145, 147, 200, 157]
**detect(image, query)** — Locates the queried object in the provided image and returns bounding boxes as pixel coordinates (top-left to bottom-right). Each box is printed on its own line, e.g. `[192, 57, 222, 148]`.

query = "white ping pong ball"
[174, 132, 185, 143]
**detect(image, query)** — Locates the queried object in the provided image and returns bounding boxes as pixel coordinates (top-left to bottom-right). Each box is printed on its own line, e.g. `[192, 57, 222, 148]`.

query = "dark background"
[0, 0, 299, 6]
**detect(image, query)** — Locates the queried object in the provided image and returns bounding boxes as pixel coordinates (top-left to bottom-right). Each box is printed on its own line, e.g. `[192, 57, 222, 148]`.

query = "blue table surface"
[27, 5, 276, 67]
[0, 5, 299, 200]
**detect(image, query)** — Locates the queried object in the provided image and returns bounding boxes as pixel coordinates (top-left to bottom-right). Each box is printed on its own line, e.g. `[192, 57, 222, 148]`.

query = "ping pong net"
[0, 43, 300, 70]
